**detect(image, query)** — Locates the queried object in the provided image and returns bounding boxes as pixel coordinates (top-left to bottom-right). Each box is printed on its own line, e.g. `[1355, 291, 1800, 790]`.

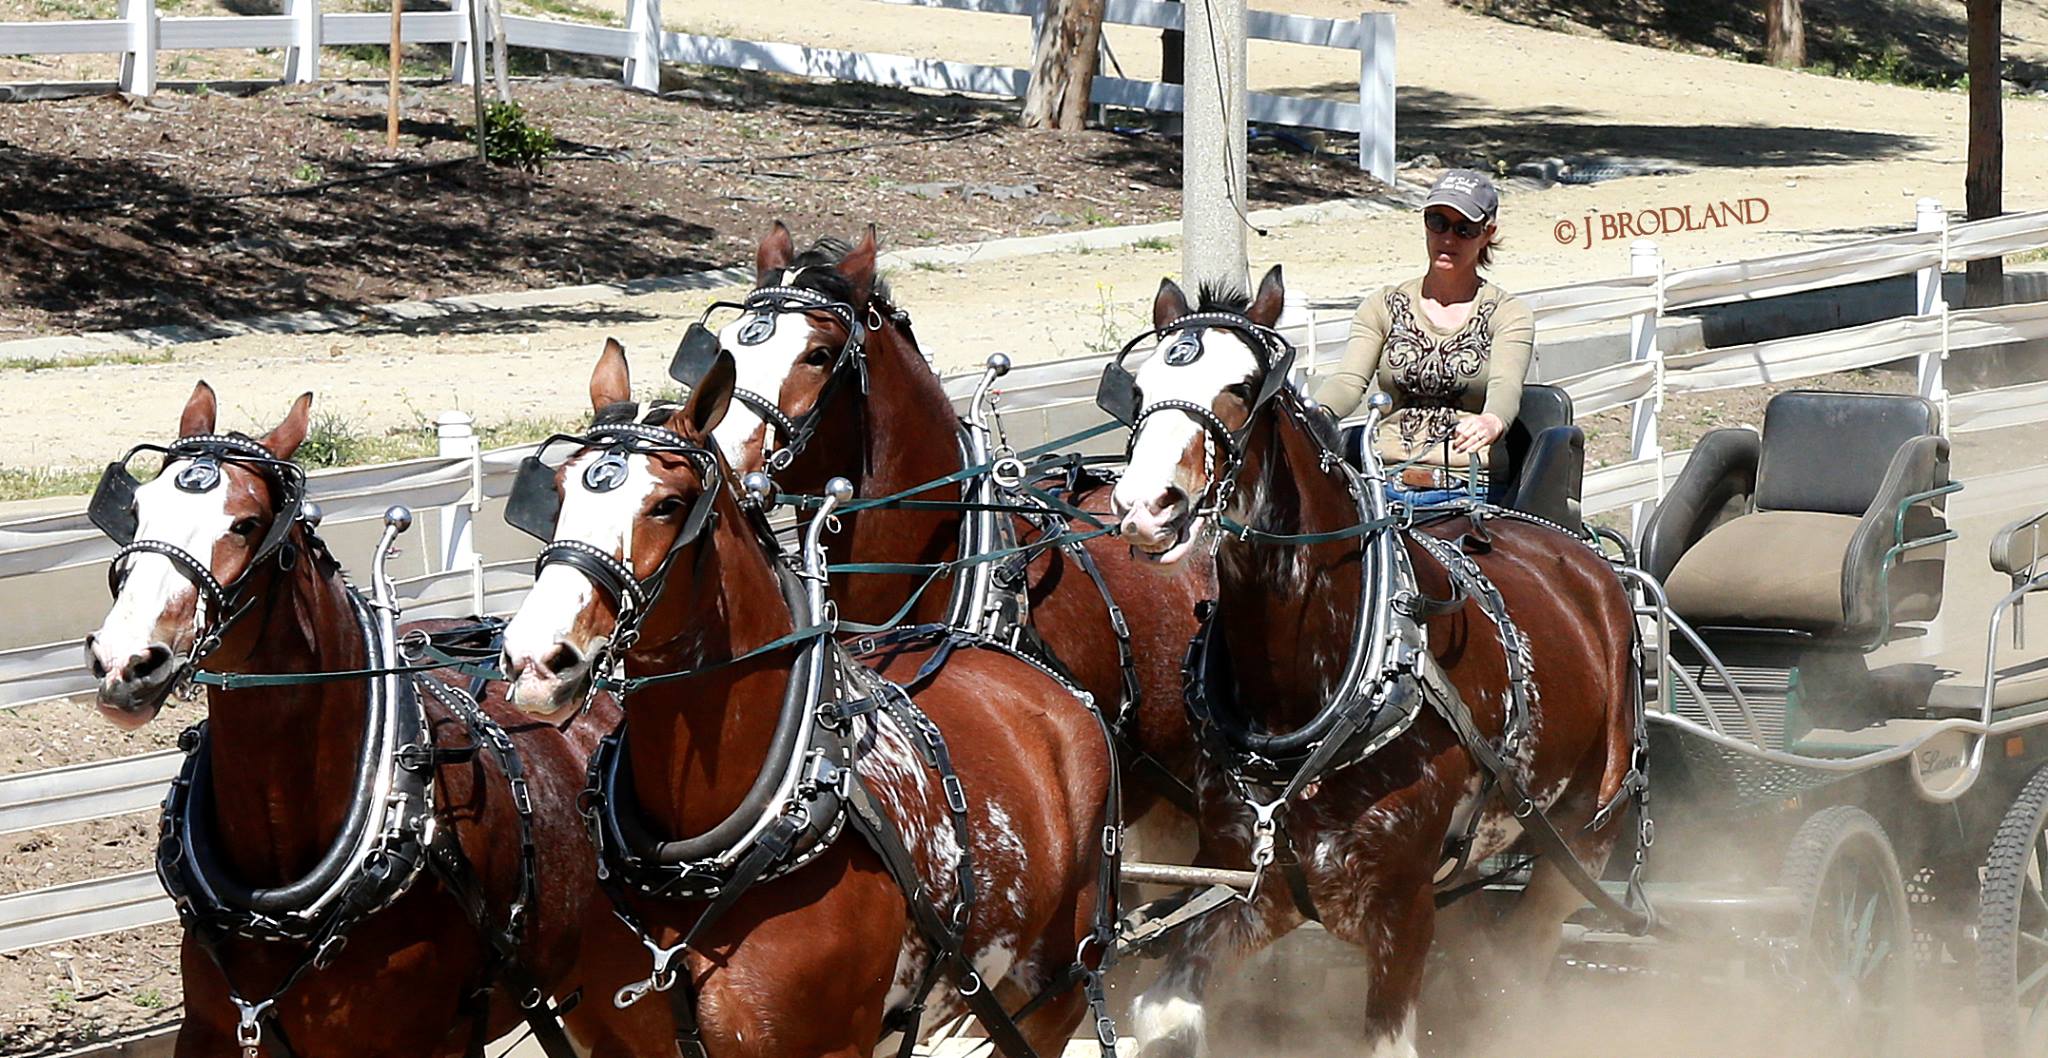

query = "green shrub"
[482, 101, 557, 172]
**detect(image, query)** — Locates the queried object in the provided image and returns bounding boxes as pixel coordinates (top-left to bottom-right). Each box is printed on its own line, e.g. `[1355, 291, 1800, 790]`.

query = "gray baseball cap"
[1423, 169, 1498, 223]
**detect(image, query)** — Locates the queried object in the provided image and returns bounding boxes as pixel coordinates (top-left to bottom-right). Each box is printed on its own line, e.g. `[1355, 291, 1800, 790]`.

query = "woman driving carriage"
[1313, 168, 1536, 507]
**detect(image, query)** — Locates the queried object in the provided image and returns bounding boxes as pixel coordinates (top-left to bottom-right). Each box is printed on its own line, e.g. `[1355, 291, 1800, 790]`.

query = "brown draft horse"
[84, 384, 665, 1058]
[1107, 269, 1641, 1057]
[496, 344, 1115, 1058]
[697, 222, 1211, 818]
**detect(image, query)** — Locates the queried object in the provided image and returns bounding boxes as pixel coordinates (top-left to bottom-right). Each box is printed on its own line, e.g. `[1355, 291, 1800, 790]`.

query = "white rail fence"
[6, 198, 2048, 952]
[0, 0, 1398, 182]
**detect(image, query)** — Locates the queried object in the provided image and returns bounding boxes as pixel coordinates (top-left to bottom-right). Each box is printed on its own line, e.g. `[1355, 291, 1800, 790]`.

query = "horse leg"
[1128, 886, 1301, 1058]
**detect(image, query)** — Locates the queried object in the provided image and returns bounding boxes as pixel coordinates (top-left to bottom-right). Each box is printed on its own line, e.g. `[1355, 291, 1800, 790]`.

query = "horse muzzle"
[501, 639, 597, 720]
[85, 637, 177, 729]
[1115, 488, 1200, 566]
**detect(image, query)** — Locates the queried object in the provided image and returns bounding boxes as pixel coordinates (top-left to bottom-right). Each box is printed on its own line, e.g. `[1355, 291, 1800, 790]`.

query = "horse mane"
[1196, 280, 1252, 316]
[783, 236, 894, 308]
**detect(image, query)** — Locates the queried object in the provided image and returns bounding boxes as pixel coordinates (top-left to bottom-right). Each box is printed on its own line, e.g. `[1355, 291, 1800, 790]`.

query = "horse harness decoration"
[1099, 308, 1655, 932]
[511, 420, 1126, 1058]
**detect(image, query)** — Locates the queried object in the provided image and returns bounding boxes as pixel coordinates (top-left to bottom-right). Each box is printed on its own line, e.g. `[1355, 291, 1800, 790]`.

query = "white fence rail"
[6, 198, 2048, 953]
[1, 0, 1397, 181]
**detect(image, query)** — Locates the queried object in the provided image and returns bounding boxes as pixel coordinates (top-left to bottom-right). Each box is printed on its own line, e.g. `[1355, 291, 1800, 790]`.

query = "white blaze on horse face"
[710, 310, 810, 462]
[89, 460, 233, 682]
[1111, 328, 1262, 557]
[501, 449, 660, 706]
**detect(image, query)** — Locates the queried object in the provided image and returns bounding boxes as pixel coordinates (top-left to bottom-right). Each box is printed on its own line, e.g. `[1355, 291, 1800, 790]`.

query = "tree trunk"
[1967, 0, 2005, 308]
[1764, 0, 1805, 68]
[1022, 0, 1107, 130]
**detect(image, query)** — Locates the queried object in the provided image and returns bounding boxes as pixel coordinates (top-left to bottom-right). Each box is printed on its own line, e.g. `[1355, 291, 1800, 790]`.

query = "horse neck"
[200, 532, 373, 886]
[814, 316, 962, 625]
[624, 503, 801, 840]
[1214, 406, 1365, 732]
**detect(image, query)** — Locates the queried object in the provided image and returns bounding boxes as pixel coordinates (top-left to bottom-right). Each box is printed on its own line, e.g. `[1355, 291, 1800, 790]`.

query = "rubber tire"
[1980, 761, 2048, 1056]
[1777, 805, 1915, 1056]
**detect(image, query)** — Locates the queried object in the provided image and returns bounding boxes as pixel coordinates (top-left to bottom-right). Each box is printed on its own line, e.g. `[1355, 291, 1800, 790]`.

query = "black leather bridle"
[668, 285, 872, 470]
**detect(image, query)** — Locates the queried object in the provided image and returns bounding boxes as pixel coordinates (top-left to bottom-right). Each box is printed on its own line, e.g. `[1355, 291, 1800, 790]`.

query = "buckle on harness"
[942, 775, 969, 814]
[233, 997, 274, 1051]
[510, 778, 533, 816]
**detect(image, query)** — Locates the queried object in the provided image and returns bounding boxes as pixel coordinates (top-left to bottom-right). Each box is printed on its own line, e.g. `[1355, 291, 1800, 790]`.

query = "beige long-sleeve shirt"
[1312, 277, 1535, 467]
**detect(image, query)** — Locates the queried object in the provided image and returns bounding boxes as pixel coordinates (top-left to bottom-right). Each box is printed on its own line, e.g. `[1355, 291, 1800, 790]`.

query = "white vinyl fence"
[0, 0, 1398, 182]
[6, 197, 2048, 952]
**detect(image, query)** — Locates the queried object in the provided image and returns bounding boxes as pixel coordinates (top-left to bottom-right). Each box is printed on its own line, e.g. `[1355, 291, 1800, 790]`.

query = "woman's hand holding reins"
[1451, 413, 1505, 455]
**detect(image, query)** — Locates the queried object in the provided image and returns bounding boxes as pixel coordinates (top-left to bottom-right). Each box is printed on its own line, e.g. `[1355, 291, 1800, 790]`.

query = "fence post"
[623, 0, 662, 93]
[450, 0, 474, 85]
[1628, 238, 1664, 536]
[282, 0, 321, 83]
[1355, 13, 1394, 186]
[1915, 196, 1951, 427]
[118, 0, 158, 96]
[435, 411, 485, 615]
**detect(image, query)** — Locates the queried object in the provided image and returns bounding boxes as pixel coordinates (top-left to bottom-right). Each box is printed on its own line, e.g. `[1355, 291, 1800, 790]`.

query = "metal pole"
[386, 0, 402, 150]
[1181, 0, 1247, 293]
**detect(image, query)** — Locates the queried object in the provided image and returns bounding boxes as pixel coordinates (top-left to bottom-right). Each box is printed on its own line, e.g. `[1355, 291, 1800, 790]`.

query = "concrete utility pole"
[1181, 0, 1248, 293]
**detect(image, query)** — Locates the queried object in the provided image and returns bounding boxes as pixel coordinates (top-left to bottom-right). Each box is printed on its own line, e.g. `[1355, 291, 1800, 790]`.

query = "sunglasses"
[1423, 212, 1489, 240]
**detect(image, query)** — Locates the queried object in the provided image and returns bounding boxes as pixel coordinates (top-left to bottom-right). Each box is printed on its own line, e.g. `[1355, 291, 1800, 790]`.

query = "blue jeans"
[1383, 483, 1473, 509]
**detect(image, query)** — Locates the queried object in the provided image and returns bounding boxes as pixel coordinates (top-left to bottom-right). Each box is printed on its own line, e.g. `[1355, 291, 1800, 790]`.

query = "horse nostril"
[1153, 486, 1188, 517]
[541, 643, 584, 675]
[130, 644, 173, 681]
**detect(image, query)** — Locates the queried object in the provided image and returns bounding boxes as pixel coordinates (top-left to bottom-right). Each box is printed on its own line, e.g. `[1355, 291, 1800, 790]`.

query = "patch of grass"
[0, 467, 102, 503]
[2, 349, 177, 373]
[331, 43, 443, 78]
[475, 413, 589, 449]
[1081, 283, 1145, 357]
[1132, 235, 1174, 252]
[1810, 46, 1961, 90]
[909, 259, 947, 272]
[292, 162, 323, 183]
[1079, 205, 1110, 227]
[131, 988, 165, 1010]
[297, 412, 436, 469]
[2008, 247, 2048, 267]
[511, 0, 623, 26]
[49, 989, 75, 1012]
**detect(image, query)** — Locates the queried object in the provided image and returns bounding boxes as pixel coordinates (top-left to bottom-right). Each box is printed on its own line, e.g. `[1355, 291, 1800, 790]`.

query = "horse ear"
[681, 350, 737, 439]
[1152, 277, 1191, 330]
[179, 380, 218, 438]
[837, 224, 878, 308]
[1247, 265, 1286, 327]
[756, 221, 796, 287]
[260, 392, 314, 459]
[590, 338, 631, 412]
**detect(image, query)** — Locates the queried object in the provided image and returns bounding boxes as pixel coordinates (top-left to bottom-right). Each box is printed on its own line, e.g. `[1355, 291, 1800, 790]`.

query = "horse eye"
[803, 347, 833, 368]
[649, 496, 685, 519]
[1225, 383, 1253, 401]
[231, 517, 261, 537]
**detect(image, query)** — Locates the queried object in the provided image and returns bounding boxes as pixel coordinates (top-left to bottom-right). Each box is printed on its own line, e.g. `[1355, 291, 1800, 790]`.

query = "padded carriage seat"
[1640, 390, 1951, 645]
[1338, 384, 1585, 527]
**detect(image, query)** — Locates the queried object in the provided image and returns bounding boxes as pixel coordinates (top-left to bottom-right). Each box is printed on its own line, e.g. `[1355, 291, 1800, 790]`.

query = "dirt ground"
[0, 695, 199, 1057]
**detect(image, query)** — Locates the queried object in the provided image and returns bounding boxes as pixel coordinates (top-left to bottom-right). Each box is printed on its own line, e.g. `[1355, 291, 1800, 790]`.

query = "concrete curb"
[0, 195, 1409, 366]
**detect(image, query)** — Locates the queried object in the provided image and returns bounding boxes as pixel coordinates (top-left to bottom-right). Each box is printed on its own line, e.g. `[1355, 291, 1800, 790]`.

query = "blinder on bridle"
[1095, 310, 1299, 462]
[87, 434, 311, 656]
[668, 285, 870, 469]
[503, 421, 724, 614]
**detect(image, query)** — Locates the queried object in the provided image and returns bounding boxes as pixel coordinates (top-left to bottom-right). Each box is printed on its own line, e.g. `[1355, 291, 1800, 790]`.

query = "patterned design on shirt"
[1383, 290, 1499, 450]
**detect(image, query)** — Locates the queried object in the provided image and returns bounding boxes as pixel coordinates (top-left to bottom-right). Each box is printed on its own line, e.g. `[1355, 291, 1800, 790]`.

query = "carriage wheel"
[1778, 805, 1915, 1054]
[1979, 762, 2048, 1055]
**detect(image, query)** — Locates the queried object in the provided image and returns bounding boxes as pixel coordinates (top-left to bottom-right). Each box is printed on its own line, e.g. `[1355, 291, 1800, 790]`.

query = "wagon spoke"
[2016, 957, 2048, 1002]
[2020, 930, 2048, 955]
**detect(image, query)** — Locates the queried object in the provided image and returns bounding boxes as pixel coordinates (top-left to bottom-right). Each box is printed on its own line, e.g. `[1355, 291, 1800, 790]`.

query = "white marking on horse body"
[1365, 1011, 1420, 1058]
[1131, 990, 1207, 1055]
[501, 449, 658, 672]
[711, 276, 818, 459]
[90, 459, 232, 670]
